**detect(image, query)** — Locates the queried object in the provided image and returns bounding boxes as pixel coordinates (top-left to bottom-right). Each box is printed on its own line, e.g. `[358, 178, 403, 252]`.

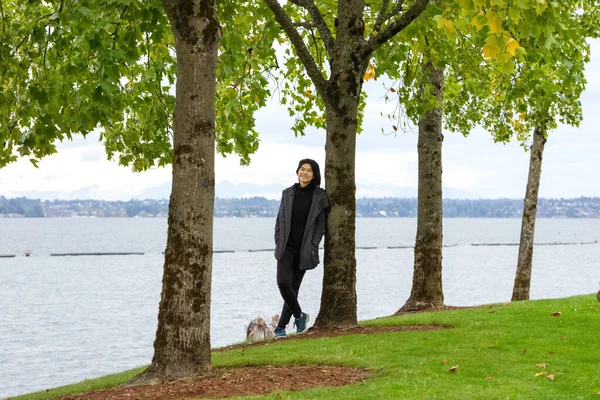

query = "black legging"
[276, 248, 306, 329]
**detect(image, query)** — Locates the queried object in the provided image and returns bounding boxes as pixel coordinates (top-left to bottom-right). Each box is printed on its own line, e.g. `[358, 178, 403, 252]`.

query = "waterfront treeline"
[1, 196, 599, 218]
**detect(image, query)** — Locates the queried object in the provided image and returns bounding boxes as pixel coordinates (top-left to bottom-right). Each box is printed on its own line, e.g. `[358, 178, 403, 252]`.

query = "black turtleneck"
[286, 183, 314, 254]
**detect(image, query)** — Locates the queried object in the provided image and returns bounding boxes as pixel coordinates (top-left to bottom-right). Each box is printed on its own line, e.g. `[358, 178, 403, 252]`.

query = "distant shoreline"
[1, 196, 599, 218]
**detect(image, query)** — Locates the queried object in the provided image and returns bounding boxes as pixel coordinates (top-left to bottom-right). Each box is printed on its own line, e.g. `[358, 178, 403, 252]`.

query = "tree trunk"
[315, 2, 367, 328]
[316, 103, 359, 327]
[512, 126, 547, 301]
[398, 64, 445, 313]
[129, 0, 221, 385]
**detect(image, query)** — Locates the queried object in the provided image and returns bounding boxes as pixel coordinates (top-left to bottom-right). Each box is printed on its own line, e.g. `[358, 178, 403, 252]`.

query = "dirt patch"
[57, 324, 450, 400]
[216, 323, 451, 353]
[392, 305, 474, 316]
[59, 366, 368, 400]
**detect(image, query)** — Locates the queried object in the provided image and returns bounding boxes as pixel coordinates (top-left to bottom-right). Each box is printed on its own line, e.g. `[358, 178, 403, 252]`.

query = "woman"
[273, 158, 330, 338]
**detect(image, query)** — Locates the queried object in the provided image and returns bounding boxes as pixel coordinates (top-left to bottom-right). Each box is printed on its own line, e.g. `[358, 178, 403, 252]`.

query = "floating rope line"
[1, 240, 597, 258]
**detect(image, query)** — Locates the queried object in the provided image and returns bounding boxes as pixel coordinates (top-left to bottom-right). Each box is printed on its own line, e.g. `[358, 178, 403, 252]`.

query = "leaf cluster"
[0, 0, 281, 169]
[373, 0, 600, 145]
[0, 0, 175, 170]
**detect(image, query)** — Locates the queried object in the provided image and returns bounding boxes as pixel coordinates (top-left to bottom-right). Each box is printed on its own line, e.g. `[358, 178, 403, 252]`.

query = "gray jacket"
[274, 184, 330, 271]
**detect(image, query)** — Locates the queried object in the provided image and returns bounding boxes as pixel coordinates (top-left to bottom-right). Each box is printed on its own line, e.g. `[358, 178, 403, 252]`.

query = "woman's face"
[297, 163, 314, 187]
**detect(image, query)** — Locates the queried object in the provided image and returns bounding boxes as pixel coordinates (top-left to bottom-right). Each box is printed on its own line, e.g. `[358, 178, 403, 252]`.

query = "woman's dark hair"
[296, 158, 321, 187]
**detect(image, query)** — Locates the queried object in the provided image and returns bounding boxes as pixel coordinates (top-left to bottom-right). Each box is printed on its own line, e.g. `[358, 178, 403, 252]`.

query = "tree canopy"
[0, 0, 278, 169]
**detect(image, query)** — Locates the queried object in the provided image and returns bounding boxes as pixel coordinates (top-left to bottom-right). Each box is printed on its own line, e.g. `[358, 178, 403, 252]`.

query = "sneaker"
[295, 312, 310, 334]
[274, 326, 286, 339]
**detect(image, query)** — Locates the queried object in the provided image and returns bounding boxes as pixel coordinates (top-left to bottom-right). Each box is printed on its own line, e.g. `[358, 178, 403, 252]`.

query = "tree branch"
[288, 0, 335, 59]
[0, 0, 7, 35]
[292, 21, 315, 29]
[372, 0, 391, 34]
[373, 1, 408, 37]
[363, 0, 429, 58]
[263, 0, 329, 100]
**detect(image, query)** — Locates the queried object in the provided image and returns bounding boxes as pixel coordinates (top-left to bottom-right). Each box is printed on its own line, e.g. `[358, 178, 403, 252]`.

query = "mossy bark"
[398, 64, 445, 313]
[315, 1, 369, 328]
[512, 126, 547, 301]
[129, 0, 220, 385]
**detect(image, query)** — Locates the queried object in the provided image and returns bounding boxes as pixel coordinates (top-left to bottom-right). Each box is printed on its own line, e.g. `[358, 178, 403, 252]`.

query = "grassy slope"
[12, 295, 600, 400]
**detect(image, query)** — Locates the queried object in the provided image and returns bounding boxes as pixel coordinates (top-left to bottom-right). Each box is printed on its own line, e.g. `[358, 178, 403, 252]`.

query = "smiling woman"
[272, 158, 329, 339]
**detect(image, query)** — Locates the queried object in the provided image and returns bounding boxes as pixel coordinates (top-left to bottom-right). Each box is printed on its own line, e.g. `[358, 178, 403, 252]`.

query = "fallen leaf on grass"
[535, 371, 556, 380]
[523, 349, 527, 354]
[488, 345, 496, 348]
[486, 376, 494, 380]
[449, 365, 459, 372]
[488, 310, 496, 313]
[536, 363, 548, 368]
[561, 336, 567, 341]
[442, 359, 448, 364]
[550, 311, 562, 317]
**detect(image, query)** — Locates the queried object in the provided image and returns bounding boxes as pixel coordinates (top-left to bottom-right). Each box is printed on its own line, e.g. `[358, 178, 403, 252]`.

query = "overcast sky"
[1, 39, 599, 201]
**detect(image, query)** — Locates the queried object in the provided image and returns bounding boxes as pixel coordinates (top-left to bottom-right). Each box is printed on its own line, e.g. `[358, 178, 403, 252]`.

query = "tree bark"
[512, 126, 547, 301]
[398, 64, 445, 313]
[129, 0, 221, 385]
[314, 1, 368, 328]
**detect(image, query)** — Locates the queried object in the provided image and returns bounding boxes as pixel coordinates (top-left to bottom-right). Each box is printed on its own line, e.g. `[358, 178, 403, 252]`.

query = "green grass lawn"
[13, 294, 600, 400]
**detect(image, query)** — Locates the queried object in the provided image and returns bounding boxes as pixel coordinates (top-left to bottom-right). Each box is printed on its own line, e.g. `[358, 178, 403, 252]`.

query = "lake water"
[0, 218, 599, 398]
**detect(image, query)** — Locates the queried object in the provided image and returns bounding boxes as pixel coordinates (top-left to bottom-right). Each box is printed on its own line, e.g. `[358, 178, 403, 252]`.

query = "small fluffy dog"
[246, 314, 280, 342]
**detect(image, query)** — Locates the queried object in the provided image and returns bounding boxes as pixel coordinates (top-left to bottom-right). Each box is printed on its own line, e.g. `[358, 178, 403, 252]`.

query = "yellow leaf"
[535, 371, 549, 377]
[364, 61, 375, 82]
[486, 10, 503, 33]
[449, 365, 459, 372]
[505, 38, 521, 56]
[536, 363, 548, 368]
[546, 374, 555, 380]
[304, 89, 312, 97]
[483, 42, 499, 58]
[443, 19, 456, 33]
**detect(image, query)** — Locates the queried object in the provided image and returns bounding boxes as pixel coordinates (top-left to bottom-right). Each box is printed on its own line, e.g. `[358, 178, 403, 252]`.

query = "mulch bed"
[60, 366, 368, 400]
[56, 324, 450, 400]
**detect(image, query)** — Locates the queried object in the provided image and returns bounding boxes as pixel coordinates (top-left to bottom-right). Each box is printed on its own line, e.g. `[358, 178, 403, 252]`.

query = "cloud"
[80, 148, 104, 162]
